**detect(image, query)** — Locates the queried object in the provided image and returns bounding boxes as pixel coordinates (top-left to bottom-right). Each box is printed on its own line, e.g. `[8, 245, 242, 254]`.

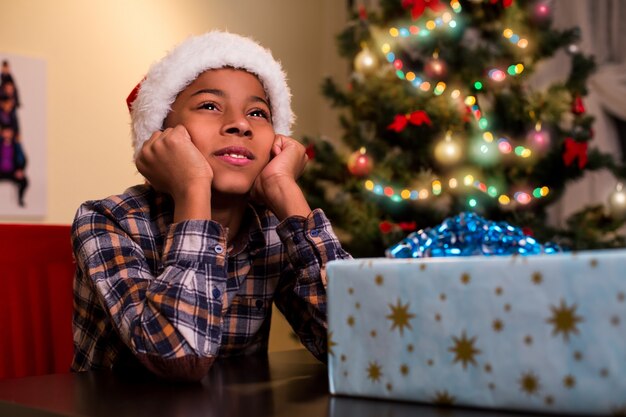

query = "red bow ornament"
[305, 144, 316, 160]
[358, 5, 368, 20]
[402, 0, 445, 20]
[490, 0, 514, 7]
[562, 137, 588, 169]
[387, 110, 432, 132]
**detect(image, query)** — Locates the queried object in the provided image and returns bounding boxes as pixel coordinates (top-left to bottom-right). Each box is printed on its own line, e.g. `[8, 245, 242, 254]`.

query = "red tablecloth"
[0, 224, 74, 379]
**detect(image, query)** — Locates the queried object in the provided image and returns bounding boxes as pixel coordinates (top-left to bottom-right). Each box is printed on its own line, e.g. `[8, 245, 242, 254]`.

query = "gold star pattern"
[386, 299, 416, 336]
[544, 395, 554, 406]
[611, 315, 620, 326]
[435, 313, 442, 322]
[386, 383, 393, 391]
[504, 303, 512, 312]
[495, 287, 503, 296]
[573, 351, 583, 361]
[355, 302, 361, 309]
[347, 316, 355, 327]
[600, 368, 609, 378]
[328, 332, 337, 356]
[461, 273, 471, 284]
[407, 344, 414, 352]
[427, 359, 434, 366]
[348, 287, 354, 295]
[366, 361, 382, 382]
[618, 292, 625, 303]
[432, 390, 456, 405]
[531, 272, 543, 285]
[590, 259, 598, 268]
[449, 331, 481, 369]
[484, 363, 492, 373]
[524, 335, 533, 345]
[375, 274, 384, 285]
[440, 293, 447, 301]
[340, 354, 346, 362]
[518, 371, 541, 396]
[400, 364, 409, 376]
[370, 330, 377, 338]
[563, 375, 576, 389]
[546, 299, 584, 341]
[420, 263, 427, 271]
[492, 319, 504, 332]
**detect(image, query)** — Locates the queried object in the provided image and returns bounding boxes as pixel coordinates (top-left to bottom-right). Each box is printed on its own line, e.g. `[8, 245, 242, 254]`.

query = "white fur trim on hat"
[129, 31, 294, 158]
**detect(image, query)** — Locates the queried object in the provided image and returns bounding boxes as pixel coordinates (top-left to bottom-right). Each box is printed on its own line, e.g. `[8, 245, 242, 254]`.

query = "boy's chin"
[211, 181, 254, 198]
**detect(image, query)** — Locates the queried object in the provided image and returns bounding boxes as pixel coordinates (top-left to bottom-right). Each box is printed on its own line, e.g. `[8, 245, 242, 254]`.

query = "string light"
[363, 177, 550, 207]
[374, 2, 549, 207]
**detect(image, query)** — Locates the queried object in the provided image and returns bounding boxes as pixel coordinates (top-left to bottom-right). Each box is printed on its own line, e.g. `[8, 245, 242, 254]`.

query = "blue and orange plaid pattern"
[71, 184, 350, 380]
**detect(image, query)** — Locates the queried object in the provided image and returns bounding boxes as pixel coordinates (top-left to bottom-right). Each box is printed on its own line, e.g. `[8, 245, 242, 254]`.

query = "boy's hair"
[128, 31, 294, 159]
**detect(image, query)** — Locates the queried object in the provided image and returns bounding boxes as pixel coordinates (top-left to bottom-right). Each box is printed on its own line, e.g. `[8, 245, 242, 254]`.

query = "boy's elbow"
[136, 353, 216, 382]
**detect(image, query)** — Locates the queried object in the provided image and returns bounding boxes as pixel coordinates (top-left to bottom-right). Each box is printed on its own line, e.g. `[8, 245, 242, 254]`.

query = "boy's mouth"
[214, 146, 255, 166]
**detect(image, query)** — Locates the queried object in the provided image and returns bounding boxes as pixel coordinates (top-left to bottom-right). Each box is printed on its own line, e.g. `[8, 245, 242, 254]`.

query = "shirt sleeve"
[273, 208, 352, 361]
[72, 204, 229, 381]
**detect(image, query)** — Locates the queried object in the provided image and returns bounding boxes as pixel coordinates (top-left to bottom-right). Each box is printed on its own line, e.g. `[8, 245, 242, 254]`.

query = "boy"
[71, 31, 351, 381]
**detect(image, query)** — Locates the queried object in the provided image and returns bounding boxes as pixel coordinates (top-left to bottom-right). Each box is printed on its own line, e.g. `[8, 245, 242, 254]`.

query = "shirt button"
[214, 244, 224, 254]
[255, 299, 264, 310]
[310, 229, 319, 237]
[212, 288, 221, 298]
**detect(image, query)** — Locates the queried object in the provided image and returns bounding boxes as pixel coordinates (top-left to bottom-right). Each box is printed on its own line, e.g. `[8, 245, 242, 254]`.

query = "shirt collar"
[151, 186, 268, 256]
[231, 203, 267, 256]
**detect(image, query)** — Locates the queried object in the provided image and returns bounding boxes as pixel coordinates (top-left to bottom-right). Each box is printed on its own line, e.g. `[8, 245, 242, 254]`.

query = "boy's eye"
[199, 102, 218, 110]
[249, 109, 270, 119]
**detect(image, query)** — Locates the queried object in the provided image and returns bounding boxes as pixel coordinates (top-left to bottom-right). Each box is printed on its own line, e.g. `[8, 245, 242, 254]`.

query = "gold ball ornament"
[347, 147, 373, 177]
[424, 55, 447, 79]
[434, 132, 462, 165]
[354, 46, 378, 75]
[608, 183, 626, 219]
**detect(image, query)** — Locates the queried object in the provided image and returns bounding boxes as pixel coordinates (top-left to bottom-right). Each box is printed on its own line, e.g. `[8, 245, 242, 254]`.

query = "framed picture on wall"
[0, 52, 46, 217]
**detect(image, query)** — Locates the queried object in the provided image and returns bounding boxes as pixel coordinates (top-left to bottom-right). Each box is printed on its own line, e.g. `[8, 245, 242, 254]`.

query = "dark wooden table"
[0, 350, 567, 417]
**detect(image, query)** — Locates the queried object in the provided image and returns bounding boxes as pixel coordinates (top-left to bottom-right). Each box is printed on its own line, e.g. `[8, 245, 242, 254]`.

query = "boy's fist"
[135, 125, 213, 200]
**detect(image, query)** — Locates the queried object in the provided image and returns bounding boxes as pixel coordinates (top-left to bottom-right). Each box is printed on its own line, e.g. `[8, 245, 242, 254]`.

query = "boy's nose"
[221, 117, 252, 138]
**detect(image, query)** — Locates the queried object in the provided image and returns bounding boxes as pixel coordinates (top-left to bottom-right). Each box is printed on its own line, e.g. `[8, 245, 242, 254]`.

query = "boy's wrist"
[172, 184, 212, 222]
[263, 177, 311, 220]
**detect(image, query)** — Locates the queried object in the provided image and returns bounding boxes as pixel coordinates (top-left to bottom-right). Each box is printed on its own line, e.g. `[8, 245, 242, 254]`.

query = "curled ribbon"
[401, 0, 445, 20]
[562, 137, 588, 169]
[380, 221, 417, 234]
[387, 110, 432, 132]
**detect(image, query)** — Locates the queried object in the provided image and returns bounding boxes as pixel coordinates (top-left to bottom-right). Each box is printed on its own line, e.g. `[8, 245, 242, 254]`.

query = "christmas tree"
[300, 0, 626, 257]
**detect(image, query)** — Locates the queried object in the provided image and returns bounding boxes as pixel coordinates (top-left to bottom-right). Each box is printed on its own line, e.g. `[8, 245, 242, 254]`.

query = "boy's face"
[164, 68, 275, 195]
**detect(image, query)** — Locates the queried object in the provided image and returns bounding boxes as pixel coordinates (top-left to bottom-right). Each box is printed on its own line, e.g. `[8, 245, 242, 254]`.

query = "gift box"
[326, 250, 626, 415]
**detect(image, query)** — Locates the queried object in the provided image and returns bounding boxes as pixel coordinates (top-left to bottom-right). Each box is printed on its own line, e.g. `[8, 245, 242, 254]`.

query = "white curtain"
[541, 0, 626, 226]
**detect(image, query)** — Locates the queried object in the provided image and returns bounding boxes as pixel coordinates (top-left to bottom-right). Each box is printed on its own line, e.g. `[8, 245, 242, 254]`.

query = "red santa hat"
[127, 31, 294, 159]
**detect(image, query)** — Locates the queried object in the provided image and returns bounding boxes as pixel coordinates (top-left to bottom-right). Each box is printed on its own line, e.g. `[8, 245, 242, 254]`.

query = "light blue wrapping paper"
[327, 250, 626, 415]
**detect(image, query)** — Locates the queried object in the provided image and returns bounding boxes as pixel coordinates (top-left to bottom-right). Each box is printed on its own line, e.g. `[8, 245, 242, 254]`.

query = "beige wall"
[0, 0, 348, 351]
[0, 0, 347, 224]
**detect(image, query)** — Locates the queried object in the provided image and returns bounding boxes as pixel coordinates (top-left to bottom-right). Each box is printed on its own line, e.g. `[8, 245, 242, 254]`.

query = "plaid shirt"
[71, 184, 351, 380]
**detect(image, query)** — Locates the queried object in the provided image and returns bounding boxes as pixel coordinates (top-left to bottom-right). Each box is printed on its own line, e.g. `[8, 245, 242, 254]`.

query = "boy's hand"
[136, 125, 213, 221]
[252, 135, 311, 220]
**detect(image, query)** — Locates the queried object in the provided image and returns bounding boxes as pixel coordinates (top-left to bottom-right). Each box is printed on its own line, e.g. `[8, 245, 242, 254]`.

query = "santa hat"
[127, 31, 294, 158]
